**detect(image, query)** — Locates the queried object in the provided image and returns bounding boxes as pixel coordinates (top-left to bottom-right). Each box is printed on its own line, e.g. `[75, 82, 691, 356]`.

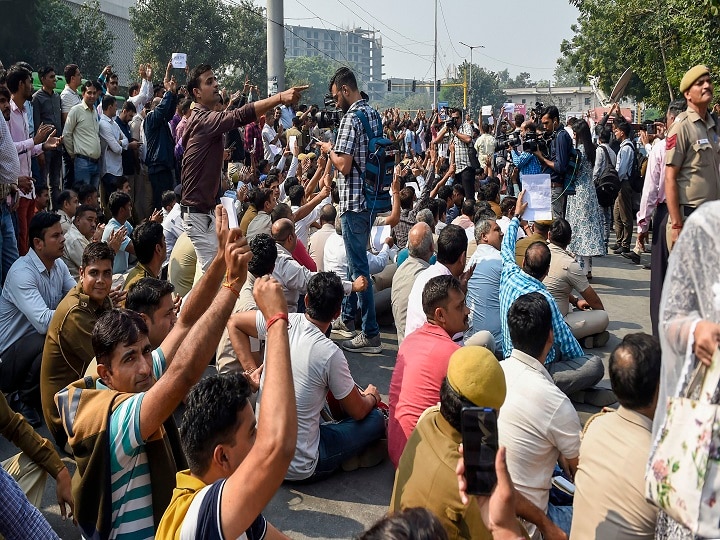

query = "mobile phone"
[461, 407, 498, 496]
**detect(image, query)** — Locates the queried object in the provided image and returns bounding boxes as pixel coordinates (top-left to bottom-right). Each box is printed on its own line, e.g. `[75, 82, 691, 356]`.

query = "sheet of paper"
[268, 144, 282, 157]
[481, 105, 492, 116]
[220, 197, 239, 229]
[370, 225, 391, 253]
[289, 135, 297, 154]
[521, 174, 553, 221]
[171, 53, 187, 69]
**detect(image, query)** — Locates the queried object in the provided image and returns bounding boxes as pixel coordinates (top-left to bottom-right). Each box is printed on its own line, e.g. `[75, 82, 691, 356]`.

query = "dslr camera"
[314, 93, 344, 129]
[444, 117, 458, 130]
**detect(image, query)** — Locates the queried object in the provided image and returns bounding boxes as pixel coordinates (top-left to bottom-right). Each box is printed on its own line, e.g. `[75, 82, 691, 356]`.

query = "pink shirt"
[8, 99, 41, 198]
[636, 139, 667, 233]
[388, 322, 460, 467]
[292, 239, 317, 272]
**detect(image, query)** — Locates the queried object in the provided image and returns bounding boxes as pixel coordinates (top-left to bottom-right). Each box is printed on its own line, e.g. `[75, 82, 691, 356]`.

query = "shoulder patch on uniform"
[666, 134, 677, 150]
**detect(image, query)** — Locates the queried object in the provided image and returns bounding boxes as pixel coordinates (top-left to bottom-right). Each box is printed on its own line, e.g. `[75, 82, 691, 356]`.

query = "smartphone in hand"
[461, 407, 499, 496]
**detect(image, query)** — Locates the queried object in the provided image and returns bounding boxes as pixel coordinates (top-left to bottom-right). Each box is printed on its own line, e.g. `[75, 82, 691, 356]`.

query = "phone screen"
[461, 407, 498, 496]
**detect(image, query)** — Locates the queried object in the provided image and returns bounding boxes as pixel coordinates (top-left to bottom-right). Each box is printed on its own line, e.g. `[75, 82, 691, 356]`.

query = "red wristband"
[671, 223, 683, 230]
[266, 313, 289, 330]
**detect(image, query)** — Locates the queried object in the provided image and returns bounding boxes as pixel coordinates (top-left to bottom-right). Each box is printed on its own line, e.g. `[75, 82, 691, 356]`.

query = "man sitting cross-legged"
[228, 272, 386, 482]
[156, 276, 294, 539]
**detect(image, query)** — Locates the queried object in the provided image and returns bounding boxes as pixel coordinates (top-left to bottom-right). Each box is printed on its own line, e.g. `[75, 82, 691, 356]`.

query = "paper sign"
[405, 181, 421, 199]
[481, 105, 493, 116]
[171, 53, 187, 69]
[370, 225, 391, 253]
[289, 135, 297, 154]
[520, 174, 553, 221]
[220, 197, 239, 229]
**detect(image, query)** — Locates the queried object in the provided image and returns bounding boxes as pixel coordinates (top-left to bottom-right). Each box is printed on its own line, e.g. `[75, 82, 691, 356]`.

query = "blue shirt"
[511, 149, 542, 176]
[0, 249, 75, 353]
[499, 217, 584, 362]
[102, 218, 133, 274]
[0, 467, 59, 539]
[465, 244, 503, 349]
[545, 126, 573, 184]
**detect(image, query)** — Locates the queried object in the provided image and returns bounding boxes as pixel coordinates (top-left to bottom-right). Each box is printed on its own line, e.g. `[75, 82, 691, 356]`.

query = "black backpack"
[595, 146, 620, 207]
[626, 140, 647, 193]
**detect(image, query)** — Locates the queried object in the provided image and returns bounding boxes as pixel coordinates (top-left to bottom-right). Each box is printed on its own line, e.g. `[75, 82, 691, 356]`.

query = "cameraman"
[432, 107, 476, 200]
[317, 67, 381, 354]
[534, 106, 574, 218]
[511, 121, 542, 187]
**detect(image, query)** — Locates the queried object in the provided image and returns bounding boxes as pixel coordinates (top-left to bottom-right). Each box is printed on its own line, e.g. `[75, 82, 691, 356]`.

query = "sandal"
[586, 272, 593, 281]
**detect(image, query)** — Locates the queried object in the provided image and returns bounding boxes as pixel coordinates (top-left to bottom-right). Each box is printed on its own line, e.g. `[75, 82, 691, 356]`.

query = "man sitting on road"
[499, 192, 604, 397]
[571, 333, 660, 539]
[123, 221, 166, 292]
[229, 272, 386, 482]
[514, 219, 551, 266]
[156, 277, 295, 539]
[499, 292, 582, 536]
[544, 218, 610, 349]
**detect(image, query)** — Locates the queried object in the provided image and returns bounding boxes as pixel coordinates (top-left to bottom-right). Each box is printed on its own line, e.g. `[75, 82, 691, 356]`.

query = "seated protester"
[435, 186, 452, 232]
[0, 467, 61, 539]
[162, 187, 183, 266]
[450, 198, 475, 233]
[55, 210, 252, 539]
[63, 204, 101, 280]
[238, 190, 258, 236]
[499, 292, 582, 537]
[216, 234, 278, 378]
[123, 221, 166, 292]
[56, 189, 79, 234]
[480, 180, 502, 218]
[156, 286, 295, 539]
[271, 218, 367, 313]
[360, 508, 449, 540]
[41, 242, 114, 448]
[446, 184, 464, 224]
[245, 187, 276, 243]
[75, 182, 99, 208]
[167, 232, 198, 298]
[571, 333, 660, 540]
[388, 275, 468, 467]
[307, 204, 337, 272]
[34, 185, 50, 214]
[465, 217, 504, 352]
[500, 192, 604, 396]
[515, 219, 551, 266]
[102, 191, 135, 274]
[288, 183, 331, 248]
[0, 212, 75, 426]
[229, 272, 386, 481]
[272, 203, 317, 271]
[497, 196, 526, 240]
[544, 218, 610, 348]
[391, 223, 434, 345]
[391, 187, 417, 250]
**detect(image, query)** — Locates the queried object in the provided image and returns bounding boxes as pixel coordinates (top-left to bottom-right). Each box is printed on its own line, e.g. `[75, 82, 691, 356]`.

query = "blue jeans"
[74, 156, 100, 189]
[547, 502, 573, 536]
[0, 204, 18, 287]
[311, 408, 385, 480]
[340, 210, 379, 338]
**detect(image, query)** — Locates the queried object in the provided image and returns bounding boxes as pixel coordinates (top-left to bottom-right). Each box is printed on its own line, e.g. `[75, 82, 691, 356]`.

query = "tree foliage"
[440, 62, 506, 115]
[554, 56, 584, 87]
[497, 69, 534, 89]
[561, 0, 720, 107]
[0, 0, 111, 77]
[285, 56, 341, 107]
[221, 0, 268, 95]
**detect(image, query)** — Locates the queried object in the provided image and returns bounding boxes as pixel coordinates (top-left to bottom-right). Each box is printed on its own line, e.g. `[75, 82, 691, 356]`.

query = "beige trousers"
[565, 309, 610, 340]
[1, 452, 48, 508]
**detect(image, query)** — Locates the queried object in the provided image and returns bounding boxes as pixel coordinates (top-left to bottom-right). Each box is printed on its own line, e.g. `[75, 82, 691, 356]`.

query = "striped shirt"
[101, 347, 166, 540]
[334, 99, 382, 214]
[499, 217, 584, 362]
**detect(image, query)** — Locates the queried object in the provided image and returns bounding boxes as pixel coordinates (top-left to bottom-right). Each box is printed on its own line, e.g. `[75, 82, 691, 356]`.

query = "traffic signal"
[412, 80, 416, 92]
[387, 80, 392, 92]
[436, 80, 441, 91]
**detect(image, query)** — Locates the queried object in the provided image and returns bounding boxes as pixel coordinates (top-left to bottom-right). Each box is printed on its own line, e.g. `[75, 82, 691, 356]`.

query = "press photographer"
[533, 105, 574, 218]
[431, 107, 476, 200]
[510, 121, 544, 190]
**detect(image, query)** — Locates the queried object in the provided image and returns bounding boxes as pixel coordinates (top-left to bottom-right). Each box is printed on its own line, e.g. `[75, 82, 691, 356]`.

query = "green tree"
[222, 0, 268, 95]
[554, 56, 583, 87]
[285, 56, 343, 107]
[561, 0, 720, 107]
[130, 0, 229, 83]
[440, 62, 506, 115]
[72, 0, 114, 77]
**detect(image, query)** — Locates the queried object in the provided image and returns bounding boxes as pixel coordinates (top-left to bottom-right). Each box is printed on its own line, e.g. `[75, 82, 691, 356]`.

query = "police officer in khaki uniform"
[40, 242, 114, 449]
[665, 64, 720, 249]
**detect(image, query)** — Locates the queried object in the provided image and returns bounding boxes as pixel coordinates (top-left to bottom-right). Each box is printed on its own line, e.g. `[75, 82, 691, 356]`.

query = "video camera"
[314, 93, 344, 129]
[444, 116, 458, 130]
[494, 132, 521, 152]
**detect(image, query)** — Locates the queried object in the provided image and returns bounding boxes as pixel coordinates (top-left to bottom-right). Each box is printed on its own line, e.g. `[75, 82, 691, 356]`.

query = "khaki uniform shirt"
[665, 108, 720, 208]
[570, 407, 657, 540]
[514, 233, 546, 267]
[40, 282, 112, 447]
[544, 243, 590, 317]
[123, 262, 158, 293]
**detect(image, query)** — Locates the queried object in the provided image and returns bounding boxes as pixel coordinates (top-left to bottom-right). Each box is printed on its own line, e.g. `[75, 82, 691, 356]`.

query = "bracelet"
[266, 312, 289, 330]
[367, 393, 379, 406]
[222, 281, 240, 298]
[671, 223, 683, 230]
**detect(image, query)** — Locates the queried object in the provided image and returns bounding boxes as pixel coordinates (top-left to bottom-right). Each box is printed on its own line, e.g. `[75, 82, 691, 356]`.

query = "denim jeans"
[600, 205, 612, 251]
[340, 210, 379, 338]
[310, 408, 385, 480]
[0, 204, 19, 287]
[74, 156, 100, 189]
[551, 185, 566, 219]
[547, 502, 573, 536]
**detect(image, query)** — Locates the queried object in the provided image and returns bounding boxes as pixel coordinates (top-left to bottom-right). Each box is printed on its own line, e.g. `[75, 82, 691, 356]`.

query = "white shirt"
[262, 124, 279, 161]
[60, 86, 81, 115]
[162, 203, 184, 265]
[98, 113, 127, 176]
[497, 216, 526, 239]
[255, 312, 355, 480]
[404, 262, 452, 339]
[308, 223, 335, 271]
[324, 232, 391, 279]
[498, 349, 581, 516]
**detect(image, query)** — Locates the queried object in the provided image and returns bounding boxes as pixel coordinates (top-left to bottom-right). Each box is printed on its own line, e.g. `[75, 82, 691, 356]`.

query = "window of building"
[521, 99, 526, 104]
[584, 97, 591, 105]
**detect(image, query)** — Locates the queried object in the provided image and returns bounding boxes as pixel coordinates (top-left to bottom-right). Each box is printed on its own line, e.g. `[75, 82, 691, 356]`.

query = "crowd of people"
[0, 54, 718, 540]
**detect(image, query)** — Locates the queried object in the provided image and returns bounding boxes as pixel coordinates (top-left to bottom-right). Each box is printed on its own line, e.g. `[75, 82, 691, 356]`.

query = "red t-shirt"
[291, 239, 317, 272]
[388, 323, 460, 467]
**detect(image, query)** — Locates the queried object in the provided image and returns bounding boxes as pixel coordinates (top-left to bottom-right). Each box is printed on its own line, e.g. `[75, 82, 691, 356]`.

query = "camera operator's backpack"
[595, 145, 621, 207]
[351, 109, 395, 213]
[627, 140, 647, 193]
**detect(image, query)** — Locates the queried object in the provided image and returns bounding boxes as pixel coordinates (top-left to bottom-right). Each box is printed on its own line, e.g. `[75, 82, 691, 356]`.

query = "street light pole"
[459, 41, 484, 118]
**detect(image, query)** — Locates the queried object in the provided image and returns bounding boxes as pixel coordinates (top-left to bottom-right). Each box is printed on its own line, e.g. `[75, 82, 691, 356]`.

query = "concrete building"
[503, 86, 638, 121]
[63, 0, 136, 85]
[284, 25, 384, 102]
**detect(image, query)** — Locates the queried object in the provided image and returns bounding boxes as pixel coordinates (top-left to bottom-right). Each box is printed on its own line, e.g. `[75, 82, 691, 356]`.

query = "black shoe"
[609, 243, 621, 251]
[613, 246, 630, 254]
[622, 251, 641, 264]
[643, 264, 652, 270]
[13, 399, 42, 428]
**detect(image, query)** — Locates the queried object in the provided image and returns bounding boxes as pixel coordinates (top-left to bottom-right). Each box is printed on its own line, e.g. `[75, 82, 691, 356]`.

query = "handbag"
[646, 349, 720, 537]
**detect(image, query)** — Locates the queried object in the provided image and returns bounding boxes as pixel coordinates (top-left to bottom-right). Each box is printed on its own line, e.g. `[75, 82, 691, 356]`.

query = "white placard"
[171, 53, 187, 69]
[288, 135, 297, 154]
[520, 174, 553, 221]
[481, 105, 492, 116]
[220, 197, 239, 229]
[370, 225, 391, 253]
